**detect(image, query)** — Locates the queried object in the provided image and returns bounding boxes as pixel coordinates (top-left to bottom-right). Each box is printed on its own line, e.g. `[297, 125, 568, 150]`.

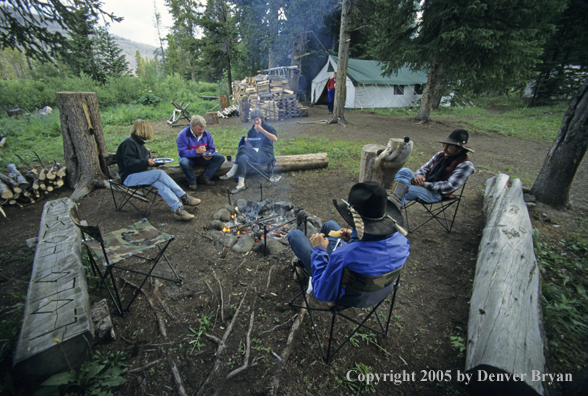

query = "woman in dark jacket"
[219, 109, 278, 193]
[116, 119, 201, 221]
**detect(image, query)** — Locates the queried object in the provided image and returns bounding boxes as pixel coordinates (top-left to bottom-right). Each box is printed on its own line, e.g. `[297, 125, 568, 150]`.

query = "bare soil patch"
[1, 106, 587, 395]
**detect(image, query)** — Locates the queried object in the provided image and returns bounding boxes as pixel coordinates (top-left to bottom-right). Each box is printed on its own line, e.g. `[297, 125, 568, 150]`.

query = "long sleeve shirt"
[416, 152, 475, 196]
[310, 232, 410, 302]
[177, 126, 216, 159]
[116, 134, 150, 183]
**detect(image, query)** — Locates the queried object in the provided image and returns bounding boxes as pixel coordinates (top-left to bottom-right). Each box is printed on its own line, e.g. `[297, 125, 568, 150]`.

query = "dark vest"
[426, 151, 469, 198]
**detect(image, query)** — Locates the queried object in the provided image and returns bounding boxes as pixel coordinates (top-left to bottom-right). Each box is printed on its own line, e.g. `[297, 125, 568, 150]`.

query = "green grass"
[534, 229, 588, 373]
[363, 95, 567, 141]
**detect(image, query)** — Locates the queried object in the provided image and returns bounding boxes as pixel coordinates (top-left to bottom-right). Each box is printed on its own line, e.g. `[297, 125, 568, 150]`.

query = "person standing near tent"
[327, 72, 336, 114]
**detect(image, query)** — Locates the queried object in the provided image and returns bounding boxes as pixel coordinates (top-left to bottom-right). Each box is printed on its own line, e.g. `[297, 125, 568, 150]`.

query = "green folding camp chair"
[69, 207, 182, 317]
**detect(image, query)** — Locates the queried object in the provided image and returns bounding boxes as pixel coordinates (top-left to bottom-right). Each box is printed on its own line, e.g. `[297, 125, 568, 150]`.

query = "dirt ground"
[1, 105, 587, 396]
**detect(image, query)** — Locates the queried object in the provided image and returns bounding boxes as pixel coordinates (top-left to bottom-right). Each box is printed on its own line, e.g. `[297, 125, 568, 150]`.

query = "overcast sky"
[99, 0, 174, 47]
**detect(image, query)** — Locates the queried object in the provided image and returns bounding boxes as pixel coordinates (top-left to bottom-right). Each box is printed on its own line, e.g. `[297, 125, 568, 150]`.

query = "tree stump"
[56, 92, 109, 201]
[466, 173, 546, 396]
[240, 95, 250, 122]
[359, 138, 413, 188]
[219, 95, 230, 110]
[205, 112, 218, 125]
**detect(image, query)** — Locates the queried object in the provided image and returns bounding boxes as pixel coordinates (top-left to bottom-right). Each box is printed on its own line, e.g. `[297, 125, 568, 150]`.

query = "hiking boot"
[197, 175, 216, 186]
[388, 181, 408, 210]
[174, 207, 195, 221]
[180, 194, 201, 206]
[188, 182, 198, 191]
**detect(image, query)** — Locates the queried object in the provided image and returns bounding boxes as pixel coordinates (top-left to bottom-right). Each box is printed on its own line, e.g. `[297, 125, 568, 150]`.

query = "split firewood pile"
[0, 155, 67, 209]
[231, 75, 308, 121]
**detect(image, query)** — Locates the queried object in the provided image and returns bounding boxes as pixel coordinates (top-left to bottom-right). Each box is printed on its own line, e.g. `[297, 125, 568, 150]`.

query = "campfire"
[216, 198, 298, 241]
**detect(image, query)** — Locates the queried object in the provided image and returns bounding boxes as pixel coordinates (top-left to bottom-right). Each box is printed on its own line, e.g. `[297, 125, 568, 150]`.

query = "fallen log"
[161, 153, 329, 179]
[7, 164, 30, 189]
[466, 173, 545, 396]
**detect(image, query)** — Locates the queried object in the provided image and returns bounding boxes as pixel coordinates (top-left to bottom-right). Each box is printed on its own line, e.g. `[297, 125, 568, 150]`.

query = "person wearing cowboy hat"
[287, 181, 410, 303]
[388, 129, 475, 209]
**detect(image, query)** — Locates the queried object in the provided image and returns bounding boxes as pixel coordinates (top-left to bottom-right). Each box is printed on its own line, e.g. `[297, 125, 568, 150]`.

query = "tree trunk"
[290, 32, 305, 95]
[530, 79, 588, 209]
[359, 139, 413, 188]
[226, 54, 233, 96]
[56, 92, 109, 202]
[466, 174, 546, 396]
[328, 0, 353, 125]
[416, 53, 442, 123]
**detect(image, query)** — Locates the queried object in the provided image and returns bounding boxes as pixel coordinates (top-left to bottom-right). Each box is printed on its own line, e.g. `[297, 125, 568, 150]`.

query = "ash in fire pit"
[210, 198, 321, 255]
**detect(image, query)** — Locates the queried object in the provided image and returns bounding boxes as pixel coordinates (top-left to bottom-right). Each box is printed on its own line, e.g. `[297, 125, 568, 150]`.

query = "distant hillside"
[112, 36, 158, 72]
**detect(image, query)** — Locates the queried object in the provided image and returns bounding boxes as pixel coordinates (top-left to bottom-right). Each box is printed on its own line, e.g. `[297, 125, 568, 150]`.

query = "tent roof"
[331, 56, 428, 85]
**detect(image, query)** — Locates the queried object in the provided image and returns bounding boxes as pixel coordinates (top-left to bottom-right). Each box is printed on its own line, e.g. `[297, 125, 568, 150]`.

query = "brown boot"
[174, 207, 195, 221]
[388, 181, 408, 209]
[197, 175, 216, 186]
[180, 194, 201, 206]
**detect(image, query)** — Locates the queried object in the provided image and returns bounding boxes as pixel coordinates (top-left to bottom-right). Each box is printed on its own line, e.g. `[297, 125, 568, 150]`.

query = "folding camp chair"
[288, 263, 403, 364]
[109, 178, 159, 217]
[69, 207, 182, 317]
[402, 182, 467, 233]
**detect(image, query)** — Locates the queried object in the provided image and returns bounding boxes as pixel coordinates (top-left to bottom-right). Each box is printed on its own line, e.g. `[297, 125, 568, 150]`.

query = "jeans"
[179, 154, 225, 184]
[124, 170, 185, 212]
[395, 168, 442, 205]
[328, 89, 335, 112]
[235, 146, 273, 178]
[288, 221, 345, 274]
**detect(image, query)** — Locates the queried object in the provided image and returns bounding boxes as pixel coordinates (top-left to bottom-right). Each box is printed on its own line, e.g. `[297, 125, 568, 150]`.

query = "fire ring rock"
[232, 235, 255, 253]
[213, 208, 232, 222]
[219, 233, 238, 248]
[253, 239, 285, 255]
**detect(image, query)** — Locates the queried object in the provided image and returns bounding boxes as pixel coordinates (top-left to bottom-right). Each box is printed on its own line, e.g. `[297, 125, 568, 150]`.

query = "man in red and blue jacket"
[177, 115, 225, 190]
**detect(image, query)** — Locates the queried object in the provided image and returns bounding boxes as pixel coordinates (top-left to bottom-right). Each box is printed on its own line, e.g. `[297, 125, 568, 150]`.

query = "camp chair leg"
[110, 180, 158, 217]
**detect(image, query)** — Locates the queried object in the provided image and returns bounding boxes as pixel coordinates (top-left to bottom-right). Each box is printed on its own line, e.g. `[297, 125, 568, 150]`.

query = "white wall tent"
[311, 56, 428, 109]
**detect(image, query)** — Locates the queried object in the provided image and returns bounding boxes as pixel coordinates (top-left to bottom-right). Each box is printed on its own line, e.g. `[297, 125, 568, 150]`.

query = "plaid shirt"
[416, 152, 475, 196]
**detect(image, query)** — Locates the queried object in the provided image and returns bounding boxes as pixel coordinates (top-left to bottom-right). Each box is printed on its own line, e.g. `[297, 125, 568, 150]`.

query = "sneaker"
[188, 182, 198, 191]
[219, 174, 232, 181]
[174, 207, 195, 221]
[197, 176, 216, 186]
[180, 194, 201, 206]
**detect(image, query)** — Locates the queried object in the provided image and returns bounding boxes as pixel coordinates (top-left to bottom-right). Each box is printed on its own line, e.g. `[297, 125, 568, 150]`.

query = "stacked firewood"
[0, 158, 67, 208]
[231, 75, 308, 121]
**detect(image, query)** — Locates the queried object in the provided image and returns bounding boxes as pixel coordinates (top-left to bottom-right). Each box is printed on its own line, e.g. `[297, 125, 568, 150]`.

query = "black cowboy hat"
[436, 129, 475, 152]
[333, 181, 404, 236]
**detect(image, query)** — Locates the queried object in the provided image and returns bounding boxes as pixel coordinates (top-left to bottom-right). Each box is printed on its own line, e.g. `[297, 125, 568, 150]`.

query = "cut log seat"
[160, 153, 329, 179]
[466, 174, 546, 396]
[13, 198, 93, 382]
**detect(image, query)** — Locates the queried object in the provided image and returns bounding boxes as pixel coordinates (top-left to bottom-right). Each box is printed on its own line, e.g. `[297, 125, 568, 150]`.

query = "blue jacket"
[177, 126, 216, 158]
[310, 232, 410, 302]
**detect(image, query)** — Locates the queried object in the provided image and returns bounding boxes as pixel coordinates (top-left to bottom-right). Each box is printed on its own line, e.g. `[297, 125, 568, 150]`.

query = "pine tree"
[135, 50, 146, 77]
[1, 0, 120, 61]
[97, 28, 129, 79]
[367, 0, 566, 122]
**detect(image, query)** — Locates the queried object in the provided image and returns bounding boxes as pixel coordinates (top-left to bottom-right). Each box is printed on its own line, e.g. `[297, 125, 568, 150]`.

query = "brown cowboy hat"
[333, 181, 404, 236]
[436, 129, 475, 152]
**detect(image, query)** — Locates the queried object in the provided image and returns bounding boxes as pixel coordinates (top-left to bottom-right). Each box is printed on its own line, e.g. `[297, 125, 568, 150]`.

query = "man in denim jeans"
[287, 182, 410, 303]
[177, 115, 225, 191]
[116, 120, 201, 221]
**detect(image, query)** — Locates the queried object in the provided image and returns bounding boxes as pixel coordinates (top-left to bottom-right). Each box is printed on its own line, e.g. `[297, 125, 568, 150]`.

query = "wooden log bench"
[465, 174, 546, 396]
[13, 198, 94, 381]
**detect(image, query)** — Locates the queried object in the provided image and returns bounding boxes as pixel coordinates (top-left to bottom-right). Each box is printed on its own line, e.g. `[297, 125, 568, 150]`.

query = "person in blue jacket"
[177, 115, 225, 191]
[220, 108, 278, 194]
[287, 181, 410, 303]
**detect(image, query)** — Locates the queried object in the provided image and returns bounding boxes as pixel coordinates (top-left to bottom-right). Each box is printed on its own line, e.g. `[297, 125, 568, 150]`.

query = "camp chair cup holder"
[69, 208, 182, 317]
[288, 265, 403, 364]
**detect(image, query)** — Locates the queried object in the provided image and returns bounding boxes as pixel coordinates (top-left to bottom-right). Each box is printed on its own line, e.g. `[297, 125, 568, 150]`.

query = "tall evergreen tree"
[531, 0, 588, 105]
[135, 50, 146, 77]
[367, 0, 566, 122]
[1, 0, 120, 61]
[195, 0, 238, 93]
[166, 0, 201, 80]
[96, 27, 129, 79]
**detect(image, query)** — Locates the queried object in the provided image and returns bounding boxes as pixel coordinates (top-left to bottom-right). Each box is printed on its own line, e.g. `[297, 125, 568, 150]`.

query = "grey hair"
[190, 115, 206, 128]
[250, 108, 263, 121]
